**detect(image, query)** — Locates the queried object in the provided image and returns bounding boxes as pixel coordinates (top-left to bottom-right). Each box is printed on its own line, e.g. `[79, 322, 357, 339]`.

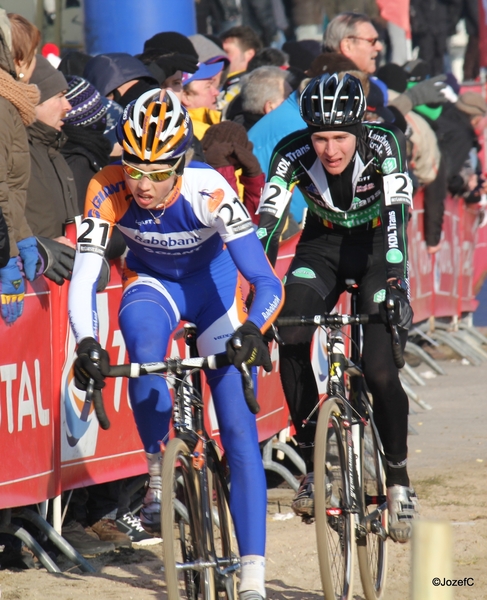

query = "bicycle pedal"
[371, 520, 388, 540]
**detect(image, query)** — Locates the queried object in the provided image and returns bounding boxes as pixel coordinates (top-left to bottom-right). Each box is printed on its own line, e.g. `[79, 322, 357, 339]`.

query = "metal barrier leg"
[432, 330, 483, 365]
[16, 508, 95, 573]
[454, 330, 487, 360]
[401, 362, 426, 386]
[399, 376, 432, 411]
[458, 323, 487, 345]
[405, 341, 447, 375]
[0, 522, 61, 573]
[262, 437, 305, 492]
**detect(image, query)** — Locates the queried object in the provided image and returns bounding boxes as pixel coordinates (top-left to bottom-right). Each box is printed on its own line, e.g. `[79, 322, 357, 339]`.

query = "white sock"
[239, 555, 266, 597]
[145, 451, 162, 489]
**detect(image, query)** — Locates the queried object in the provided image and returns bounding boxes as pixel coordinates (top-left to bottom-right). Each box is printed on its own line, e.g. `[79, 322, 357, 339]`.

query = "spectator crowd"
[1, 0, 486, 566]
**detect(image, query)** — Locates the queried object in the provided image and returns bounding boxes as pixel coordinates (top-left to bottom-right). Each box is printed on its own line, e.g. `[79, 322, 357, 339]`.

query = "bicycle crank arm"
[175, 559, 219, 571]
[363, 501, 388, 539]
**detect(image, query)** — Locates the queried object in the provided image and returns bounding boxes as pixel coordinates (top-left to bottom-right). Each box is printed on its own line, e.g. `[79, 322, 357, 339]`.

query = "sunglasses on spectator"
[347, 36, 380, 46]
[122, 158, 181, 182]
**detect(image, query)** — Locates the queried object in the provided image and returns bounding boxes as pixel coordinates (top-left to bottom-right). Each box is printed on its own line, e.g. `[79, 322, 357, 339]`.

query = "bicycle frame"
[325, 291, 388, 542]
[170, 324, 240, 591]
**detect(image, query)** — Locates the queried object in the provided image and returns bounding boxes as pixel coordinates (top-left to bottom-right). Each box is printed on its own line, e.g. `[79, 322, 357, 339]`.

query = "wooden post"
[411, 520, 453, 600]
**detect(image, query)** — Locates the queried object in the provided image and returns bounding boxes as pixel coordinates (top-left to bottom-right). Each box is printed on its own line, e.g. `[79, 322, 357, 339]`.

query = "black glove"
[381, 280, 414, 331]
[226, 320, 272, 372]
[74, 337, 110, 391]
[232, 143, 263, 178]
[36, 237, 75, 285]
[404, 75, 449, 107]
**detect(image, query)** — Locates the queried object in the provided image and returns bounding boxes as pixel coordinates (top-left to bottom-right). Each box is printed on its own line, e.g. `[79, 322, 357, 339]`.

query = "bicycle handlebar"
[86, 350, 110, 431]
[84, 351, 260, 430]
[276, 309, 405, 369]
[276, 314, 382, 327]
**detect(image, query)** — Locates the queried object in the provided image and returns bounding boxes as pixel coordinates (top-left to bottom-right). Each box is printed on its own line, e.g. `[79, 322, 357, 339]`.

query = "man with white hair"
[237, 66, 292, 130]
[324, 12, 383, 75]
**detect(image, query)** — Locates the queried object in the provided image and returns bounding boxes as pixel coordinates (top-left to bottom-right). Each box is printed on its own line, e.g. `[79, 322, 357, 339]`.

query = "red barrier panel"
[408, 189, 434, 322]
[0, 278, 60, 509]
[458, 202, 479, 314]
[473, 223, 487, 295]
[432, 195, 461, 317]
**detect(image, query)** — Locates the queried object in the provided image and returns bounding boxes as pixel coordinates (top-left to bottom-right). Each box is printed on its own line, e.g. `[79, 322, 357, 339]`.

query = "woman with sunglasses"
[68, 88, 283, 600]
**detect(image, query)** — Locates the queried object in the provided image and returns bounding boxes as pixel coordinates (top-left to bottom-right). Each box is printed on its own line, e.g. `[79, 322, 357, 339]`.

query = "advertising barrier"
[0, 192, 482, 509]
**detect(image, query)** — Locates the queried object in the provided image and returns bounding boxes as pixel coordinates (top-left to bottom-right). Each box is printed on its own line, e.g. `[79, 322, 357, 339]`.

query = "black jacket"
[429, 103, 477, 182]
[25, 121, 79, 238]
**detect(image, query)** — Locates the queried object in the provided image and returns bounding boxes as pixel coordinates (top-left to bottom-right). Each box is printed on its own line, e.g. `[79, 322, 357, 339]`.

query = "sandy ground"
[1, 356, 486, 600]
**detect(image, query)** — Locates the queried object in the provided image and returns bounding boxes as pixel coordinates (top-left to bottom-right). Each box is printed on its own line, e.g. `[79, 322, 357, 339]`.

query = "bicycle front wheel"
[207, 444, 239, 599]
[314, 398, 355, 600]
[357, 408, 388, 600]
[162, 437, 215, 600]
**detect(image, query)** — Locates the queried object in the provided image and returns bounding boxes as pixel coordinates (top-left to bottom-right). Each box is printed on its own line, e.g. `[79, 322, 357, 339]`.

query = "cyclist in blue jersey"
[257, 73, 419, 542]
[68, 88, 283, 600]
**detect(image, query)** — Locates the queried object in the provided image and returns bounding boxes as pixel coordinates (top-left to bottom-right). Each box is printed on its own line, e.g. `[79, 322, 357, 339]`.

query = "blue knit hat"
[64, 75, 107, 129]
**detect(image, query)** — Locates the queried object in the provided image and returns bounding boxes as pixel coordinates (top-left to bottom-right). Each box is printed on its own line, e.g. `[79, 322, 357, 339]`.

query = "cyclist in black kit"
[257, 73, 418, 543]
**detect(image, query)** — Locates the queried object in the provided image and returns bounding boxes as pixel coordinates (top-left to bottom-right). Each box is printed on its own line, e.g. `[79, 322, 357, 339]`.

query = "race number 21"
[77, 217, 111, 256]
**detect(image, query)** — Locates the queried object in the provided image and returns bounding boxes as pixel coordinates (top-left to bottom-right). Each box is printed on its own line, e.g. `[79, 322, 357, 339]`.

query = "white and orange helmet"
[117, 88, 193, 162]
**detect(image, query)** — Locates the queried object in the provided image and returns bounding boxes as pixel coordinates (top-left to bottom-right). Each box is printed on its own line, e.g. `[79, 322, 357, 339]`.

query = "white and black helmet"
[299, 73, 366, 128]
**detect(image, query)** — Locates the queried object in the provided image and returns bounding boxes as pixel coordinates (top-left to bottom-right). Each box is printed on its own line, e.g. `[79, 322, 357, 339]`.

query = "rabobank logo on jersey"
[134, 231, 203, 248]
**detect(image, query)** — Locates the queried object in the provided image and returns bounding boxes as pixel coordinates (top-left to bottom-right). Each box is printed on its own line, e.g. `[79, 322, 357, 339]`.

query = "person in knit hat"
[23, 56, 81, 292]
[201, 121, 264, 224]
[0, 12, 41, 325]
[61, 76, 111, 209]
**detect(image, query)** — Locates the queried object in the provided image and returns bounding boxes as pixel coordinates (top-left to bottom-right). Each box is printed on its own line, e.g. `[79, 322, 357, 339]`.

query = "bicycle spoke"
[315, 398, 355, 600]
[207, 446, 239, 599]
[162, 438, 215, 600]
[357, 409, 388, 600]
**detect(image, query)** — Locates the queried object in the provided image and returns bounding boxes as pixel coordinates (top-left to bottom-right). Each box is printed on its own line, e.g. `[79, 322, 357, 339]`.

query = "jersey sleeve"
[374, 125, 413, 284]
[256, 133, 301, 265]
[68, 167, 127, 343]
[226, 232, 284, 331]
[192, 167, 256, 243]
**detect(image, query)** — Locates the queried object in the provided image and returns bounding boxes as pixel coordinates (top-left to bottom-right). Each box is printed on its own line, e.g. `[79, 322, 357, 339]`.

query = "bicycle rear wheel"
[162, 437, 215, 600]
[357, 407, 388, 600]
[314, 397, 355, 600]
[207, 444, 239, 599]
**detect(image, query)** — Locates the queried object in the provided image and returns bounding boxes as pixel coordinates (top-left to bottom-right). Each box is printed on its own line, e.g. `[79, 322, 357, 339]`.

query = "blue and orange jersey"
[68, 161, 284, 342]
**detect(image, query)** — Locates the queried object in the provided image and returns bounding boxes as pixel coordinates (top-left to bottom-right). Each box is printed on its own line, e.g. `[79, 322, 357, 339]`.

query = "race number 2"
[258, 182, 292, 219]
[77, 217, 111, 256]
[383, 173, 413, 207]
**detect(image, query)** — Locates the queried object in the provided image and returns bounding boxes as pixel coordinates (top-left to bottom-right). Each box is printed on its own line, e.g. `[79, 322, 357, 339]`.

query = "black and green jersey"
[257, 122, 412, 282]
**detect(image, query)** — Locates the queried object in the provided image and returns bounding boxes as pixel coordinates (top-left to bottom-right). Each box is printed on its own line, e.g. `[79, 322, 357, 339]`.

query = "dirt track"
[1, 357, 486, 599]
